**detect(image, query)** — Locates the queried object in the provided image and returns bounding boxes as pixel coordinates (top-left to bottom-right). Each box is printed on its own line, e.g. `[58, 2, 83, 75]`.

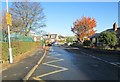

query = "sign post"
[6, 12, 12, 26]
[6, 0, 13, 64]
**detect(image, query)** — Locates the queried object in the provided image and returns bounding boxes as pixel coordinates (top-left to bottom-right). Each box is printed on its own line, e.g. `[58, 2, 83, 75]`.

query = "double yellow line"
[23, 49, 47, 82]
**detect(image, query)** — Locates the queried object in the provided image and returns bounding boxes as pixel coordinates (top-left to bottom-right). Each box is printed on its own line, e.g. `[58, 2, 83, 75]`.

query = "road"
[2, 49, 44, 81]
[29, 46, 119, 81]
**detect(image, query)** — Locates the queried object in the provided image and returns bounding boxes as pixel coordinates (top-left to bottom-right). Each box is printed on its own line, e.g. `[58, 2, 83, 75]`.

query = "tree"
[71, 16, 96, 42]
[66, 37, 73, 43]
[10, 2, 46, 36]
[2, 9, 24, 41]
[2, 11, 7, 32]
[2, 10, 9, 41]
[98, 31, 117, 48]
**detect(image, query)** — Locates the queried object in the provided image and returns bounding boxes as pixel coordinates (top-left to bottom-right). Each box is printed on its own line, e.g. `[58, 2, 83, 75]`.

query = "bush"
[70, 41, 79, 47]
[66, 37, 73, 43]
[83, 40, 92, 46]
[2, 42, 41, 62]
[98, 32, 117, 48]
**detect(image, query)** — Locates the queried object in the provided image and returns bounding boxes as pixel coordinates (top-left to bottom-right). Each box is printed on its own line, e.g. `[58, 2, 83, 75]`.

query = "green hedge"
[2, 42, 41, 62]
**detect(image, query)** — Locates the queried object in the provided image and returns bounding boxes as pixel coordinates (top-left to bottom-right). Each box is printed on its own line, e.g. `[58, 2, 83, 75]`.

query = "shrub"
[83, 40, 92, 46]
[2, 42, 41, 62]
[98, 32, 117, 48]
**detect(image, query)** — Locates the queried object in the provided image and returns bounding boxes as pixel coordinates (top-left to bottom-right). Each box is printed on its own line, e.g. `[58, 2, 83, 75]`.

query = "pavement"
[2, 48, 46, 81]
[28, 46, 120, 81]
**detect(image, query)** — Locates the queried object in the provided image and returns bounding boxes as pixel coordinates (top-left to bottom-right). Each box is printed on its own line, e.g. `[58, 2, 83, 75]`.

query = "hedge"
[2, 42, 41, 62]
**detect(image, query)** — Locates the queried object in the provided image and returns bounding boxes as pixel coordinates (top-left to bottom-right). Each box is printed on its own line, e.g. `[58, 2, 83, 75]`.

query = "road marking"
[32, 51, 68, 80]
[47, 54, 61, 58]
[45, 58, 64, 64]
[32, 77, 46, 82]
[23, 50, 47, 82]
[62, 47, 79, 50]
[34, 67, 68, 78]
[81, 51, 120, 68]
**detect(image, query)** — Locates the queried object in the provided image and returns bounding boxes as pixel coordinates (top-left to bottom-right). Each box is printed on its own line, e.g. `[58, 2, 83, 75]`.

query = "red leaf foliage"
[71, 16, 96, 42]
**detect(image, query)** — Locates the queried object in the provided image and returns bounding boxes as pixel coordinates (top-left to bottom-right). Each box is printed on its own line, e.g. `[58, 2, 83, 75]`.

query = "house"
[58, 35, 66, 41]
[42, 34, 58, 45]
[42, 34, 66, 44]
[58, 35, 66, 44]
[89, 33, 100, 47]
[50, 34, 67, 44]
[89, 22, 120, 47]
[105, 22, 120, 45]
[106, 22, 118, 32]
[50, 34, 58, 43]
[42, 34, 50, 39]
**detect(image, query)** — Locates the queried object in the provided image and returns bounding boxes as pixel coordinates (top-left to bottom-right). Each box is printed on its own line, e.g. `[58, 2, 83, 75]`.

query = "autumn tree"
[10, 2, 46, 36]
[71, 16, 96, 42]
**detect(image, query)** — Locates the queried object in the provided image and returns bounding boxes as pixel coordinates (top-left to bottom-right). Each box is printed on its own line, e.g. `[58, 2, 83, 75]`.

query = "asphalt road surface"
[2, 49, 44, 81]
[29, 46, 119, 81]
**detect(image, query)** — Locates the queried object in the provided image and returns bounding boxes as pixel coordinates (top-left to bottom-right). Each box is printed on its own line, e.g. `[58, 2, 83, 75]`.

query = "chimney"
[113, 22, 118, 31]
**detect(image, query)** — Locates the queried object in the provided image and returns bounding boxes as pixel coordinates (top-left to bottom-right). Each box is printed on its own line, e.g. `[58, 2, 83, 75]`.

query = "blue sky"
[41, 2, 118, 36]
[1, 2, 118, 36]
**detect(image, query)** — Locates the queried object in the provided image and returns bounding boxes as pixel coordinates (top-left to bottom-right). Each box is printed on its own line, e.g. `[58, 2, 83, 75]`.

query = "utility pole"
[6, 0, 13, 63]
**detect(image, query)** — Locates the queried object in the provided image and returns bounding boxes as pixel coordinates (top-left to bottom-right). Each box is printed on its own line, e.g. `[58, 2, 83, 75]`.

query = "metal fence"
[1, 32, 34, 42]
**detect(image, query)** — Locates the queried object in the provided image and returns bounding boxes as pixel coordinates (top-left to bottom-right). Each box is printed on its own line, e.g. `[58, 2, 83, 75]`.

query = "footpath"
[2, 48, 47, 81]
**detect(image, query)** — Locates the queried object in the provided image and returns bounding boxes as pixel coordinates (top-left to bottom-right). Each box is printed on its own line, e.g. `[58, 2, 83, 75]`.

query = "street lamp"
[6, 0, 13, 63]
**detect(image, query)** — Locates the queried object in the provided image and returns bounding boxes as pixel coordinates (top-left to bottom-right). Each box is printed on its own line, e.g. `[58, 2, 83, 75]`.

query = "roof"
[116, 28, 120, 37]
[106, 29, 114, 32]
[50, 34, 57, 35]
[58, 35, 65, 38]
[88, 33, 100, 38]
[116, 28, 120, 32]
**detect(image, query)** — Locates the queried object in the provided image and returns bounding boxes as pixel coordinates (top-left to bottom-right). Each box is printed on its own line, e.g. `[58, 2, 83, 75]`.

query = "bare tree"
[2, 10, 8, 36]
[2, 10, 15, 36]
[10, 2, 46, 36]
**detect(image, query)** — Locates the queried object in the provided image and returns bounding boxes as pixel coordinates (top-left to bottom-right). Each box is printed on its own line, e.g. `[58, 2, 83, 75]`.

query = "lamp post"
[6, 0, 13, 63]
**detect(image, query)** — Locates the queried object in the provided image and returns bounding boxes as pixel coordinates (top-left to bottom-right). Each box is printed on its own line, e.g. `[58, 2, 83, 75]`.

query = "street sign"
[6, 12, 12, 26]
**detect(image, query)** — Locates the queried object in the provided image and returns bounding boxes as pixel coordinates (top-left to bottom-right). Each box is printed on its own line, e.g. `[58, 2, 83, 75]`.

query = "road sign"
[6, 12, 12, 26]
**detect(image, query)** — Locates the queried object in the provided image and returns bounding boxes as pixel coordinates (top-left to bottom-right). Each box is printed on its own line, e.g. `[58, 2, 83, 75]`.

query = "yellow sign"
[6, 12, 12, 26]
